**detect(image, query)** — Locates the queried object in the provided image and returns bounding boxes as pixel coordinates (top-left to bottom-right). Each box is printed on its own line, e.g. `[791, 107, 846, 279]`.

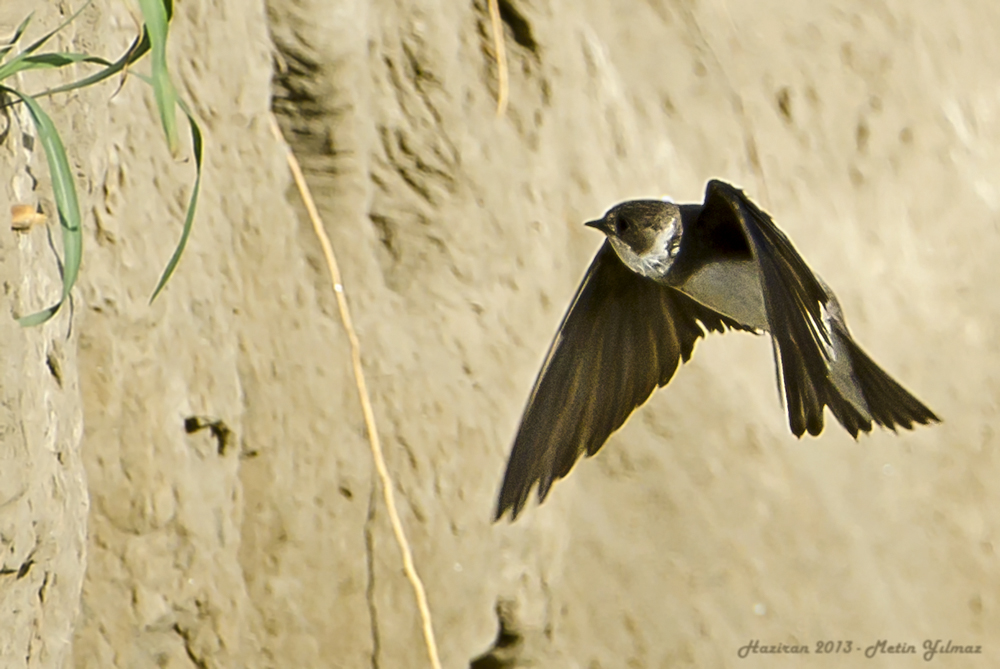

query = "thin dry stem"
[488, 0, 509, 116]
[269, 114, 443, 669]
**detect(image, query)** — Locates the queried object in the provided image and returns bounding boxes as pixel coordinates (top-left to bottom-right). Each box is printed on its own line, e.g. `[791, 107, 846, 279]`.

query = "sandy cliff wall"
[0, 0, 997, 667]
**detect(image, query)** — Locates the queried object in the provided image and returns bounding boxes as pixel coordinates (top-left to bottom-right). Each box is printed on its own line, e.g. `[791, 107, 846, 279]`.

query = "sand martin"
[496, 179, 938, 521]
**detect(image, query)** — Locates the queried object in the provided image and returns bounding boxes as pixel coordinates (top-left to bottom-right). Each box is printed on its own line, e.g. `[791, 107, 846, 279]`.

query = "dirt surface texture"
[0, 0, 996, 667]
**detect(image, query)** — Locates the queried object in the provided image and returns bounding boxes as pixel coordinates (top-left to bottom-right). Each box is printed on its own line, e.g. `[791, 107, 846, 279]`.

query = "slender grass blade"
[136, 0, 178, 154]
[3, 88, 82, 326]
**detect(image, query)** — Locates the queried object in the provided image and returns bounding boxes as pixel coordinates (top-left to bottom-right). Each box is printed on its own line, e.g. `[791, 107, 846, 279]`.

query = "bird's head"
[585, 200, 682, 279]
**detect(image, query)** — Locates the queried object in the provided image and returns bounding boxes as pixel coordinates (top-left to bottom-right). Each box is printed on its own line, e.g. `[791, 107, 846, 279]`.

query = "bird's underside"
[495, 180, 939, 521]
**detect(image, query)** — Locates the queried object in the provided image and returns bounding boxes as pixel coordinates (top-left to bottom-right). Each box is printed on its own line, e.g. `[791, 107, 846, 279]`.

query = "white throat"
[608, 223, 678, 281]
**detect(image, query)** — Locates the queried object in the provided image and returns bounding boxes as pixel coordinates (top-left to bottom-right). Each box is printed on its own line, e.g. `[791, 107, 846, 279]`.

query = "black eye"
[617, 218, 631, 234]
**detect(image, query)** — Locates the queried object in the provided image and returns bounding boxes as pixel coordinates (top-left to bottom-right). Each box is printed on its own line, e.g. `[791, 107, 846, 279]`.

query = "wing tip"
[494, 470, 552, 523]
[494, 476, 532, 523]
[493, 501, 516, 523]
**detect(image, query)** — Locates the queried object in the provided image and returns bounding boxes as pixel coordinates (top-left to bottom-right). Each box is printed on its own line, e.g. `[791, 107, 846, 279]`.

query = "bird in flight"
[495, 179, 938, 521]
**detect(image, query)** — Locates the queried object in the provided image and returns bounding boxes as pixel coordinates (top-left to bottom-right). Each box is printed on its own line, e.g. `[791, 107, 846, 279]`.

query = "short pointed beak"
[585, 218, 612, 235]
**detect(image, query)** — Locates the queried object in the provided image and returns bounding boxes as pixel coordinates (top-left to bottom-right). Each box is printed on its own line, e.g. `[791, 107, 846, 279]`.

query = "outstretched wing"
[702, 179, 938, 437]
[495, 240, 749, 521]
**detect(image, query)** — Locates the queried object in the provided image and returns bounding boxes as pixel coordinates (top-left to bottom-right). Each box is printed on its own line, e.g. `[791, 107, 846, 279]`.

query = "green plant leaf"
[35, 0, 173, 97]
[0, 13, 33, 62]
[2, 88, 82, 326]
[35, 36, 145, 97]
[19, 1, 92, 59]
[149, 97, 203, 302]
[136, 0, 178, 155]
[0, 52, 109, 80]
[3, 0, 192, 317]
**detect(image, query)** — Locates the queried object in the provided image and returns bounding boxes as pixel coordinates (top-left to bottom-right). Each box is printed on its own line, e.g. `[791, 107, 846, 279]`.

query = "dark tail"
[841, 334, 940, 432]
[817, 315, 940, 439]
